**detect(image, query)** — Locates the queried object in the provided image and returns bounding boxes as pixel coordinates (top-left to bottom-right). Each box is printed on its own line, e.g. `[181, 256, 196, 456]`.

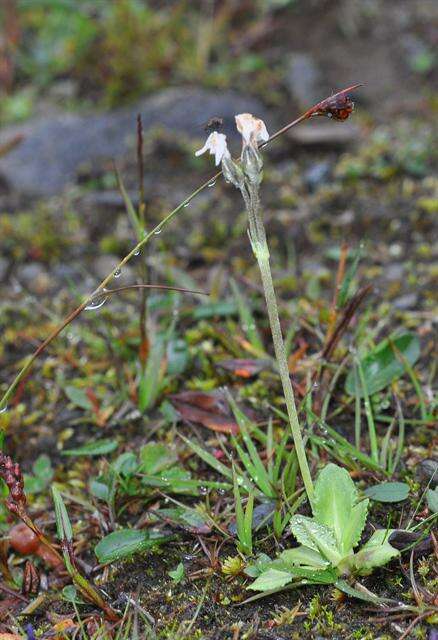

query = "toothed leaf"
[290, 515, 341, 566]
[353, 529, 399, 575]
[313, 463, 368, 554]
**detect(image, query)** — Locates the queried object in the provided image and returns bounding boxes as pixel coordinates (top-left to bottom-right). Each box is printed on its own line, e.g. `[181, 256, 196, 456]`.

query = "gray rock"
[284, 52, 324, 107]
[417, 459, 438, 488]
[0, 88, 272, 197]
[288, 121, 361, 147]
[393, 293, 418, 309]
[304, 160, 331, 190]
[15, 263, 52, 295]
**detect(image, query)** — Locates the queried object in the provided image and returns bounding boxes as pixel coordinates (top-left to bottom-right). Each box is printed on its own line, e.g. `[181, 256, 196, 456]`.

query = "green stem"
[246, 186, 314, 506]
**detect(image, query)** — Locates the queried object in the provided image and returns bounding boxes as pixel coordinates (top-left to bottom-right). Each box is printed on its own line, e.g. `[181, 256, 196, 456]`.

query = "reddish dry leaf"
[217, 359, 270, 378]
[171, 390, 229, 414]
[172, 401, 239, 435]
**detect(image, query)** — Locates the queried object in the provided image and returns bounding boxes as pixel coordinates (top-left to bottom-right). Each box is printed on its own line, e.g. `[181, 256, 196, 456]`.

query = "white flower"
[195, 131, 229, 166]
[235, 113, 269, 147]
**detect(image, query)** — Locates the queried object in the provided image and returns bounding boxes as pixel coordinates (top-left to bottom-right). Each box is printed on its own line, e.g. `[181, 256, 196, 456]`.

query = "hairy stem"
[246, 185, 314, 505]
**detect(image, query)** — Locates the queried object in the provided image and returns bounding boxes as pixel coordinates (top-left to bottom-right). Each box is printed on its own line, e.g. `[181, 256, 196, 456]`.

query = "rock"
[15, 263, 52, 295]
[288, 121, 360, 147]
[284, 52, 324, 107]
[385, 263, 405, 281]
[417, 459, 438, 488]
[304, 160, 331, 190]
[0, 88, 272, 197]
[393, 293, 418, 309]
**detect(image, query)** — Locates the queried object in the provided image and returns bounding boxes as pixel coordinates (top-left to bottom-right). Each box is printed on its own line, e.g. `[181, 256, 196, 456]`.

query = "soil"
[0, 1, 437, 638]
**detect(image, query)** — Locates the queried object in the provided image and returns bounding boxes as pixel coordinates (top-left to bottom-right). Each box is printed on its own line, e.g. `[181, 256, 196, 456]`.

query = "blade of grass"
[357, 358, 379, 463]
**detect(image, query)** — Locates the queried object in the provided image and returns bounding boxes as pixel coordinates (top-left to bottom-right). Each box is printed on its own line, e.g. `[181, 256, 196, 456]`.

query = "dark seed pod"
[22, 560, 40, 596]
[0, 453, 26, 515]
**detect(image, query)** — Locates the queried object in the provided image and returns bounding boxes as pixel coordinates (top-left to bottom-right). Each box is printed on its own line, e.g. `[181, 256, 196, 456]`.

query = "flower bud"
[222, 154, 245, 189]
[242, 144, 263, 185]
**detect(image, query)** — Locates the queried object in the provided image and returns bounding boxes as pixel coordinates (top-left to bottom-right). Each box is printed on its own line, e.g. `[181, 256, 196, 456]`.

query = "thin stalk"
[357, 359, 379, 463]
[246, 185, 314, 505]
[136, 114, 150, 385]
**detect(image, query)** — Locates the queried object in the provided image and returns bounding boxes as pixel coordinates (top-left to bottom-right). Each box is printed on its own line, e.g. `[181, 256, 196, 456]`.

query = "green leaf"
[168, 562, 184, 583]
[64, 385, 93, 410]
[334, 580, 386, 603]
[313, 464, 368, 554]
[24, 455, 54, 494]
[62, 439, 118, 457]
[95, 529, 172, 564]
[290, 515, 341, 566]
[345, 333, 420, 396]
[426, 487, 438, 514]
[52, 486, 73, 543]
[353, 529, 399, 575]
[248, 568, 294, 592]
[279, 546, 329, 569]
[139, 443, 177, 475]
[89, 478, 110, 502]
[139, 336, 166, 411]
[230, 279, 264, 354]
[153, 507, 211, 533]
[166, 338, 189, 376]
[364, 482, 409, 503]
[244, 553, 272, 577]
[61, 584, 85, 604]
[33, 454, 53, 478]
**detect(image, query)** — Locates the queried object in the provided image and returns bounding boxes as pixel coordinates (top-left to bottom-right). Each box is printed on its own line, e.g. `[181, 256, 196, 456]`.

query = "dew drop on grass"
[183, 202, 190, 208]
[217, 488, 226, 496]
[199, 486, 208, 495]
[208, 180, 216, 188]
[154, 228, 162, 235]
[85, 292, 108, 311]
[133, 248, 140, 256]
[114, 268, 122, 278]
[0, 406, 8, 414]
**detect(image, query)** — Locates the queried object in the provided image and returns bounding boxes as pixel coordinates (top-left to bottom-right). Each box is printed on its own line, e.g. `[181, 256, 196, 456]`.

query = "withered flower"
[306, 83, 362, 121]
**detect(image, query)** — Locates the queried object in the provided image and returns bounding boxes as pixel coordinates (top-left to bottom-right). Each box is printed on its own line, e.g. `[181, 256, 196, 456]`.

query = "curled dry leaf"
[173, 401, 239, 435]
[217, 359, 270, 378]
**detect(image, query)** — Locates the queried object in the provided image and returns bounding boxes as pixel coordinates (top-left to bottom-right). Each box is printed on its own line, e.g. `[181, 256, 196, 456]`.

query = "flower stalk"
[225, 130, 315, 505]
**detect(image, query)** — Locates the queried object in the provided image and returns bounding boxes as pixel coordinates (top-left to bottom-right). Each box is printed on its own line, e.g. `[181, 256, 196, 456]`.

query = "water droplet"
[154, 228, 162, 235]
[217, 488, 226, 496]
[0, 406, 8, 414]
[85, 293, 108, 311]
[114, 269, 122, 278]
[199, 486, 208, 495]
[183, 202, 190, 208]
[133, 248, 140, 256]
[313, 382, 319, 389]
[208, 180, 216, 188]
